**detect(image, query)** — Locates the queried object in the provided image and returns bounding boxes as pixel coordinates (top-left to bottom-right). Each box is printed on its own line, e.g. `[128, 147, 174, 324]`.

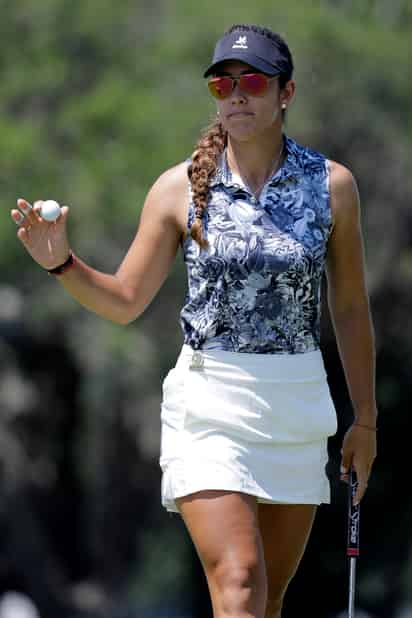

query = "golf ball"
[40, 200, 61, 222]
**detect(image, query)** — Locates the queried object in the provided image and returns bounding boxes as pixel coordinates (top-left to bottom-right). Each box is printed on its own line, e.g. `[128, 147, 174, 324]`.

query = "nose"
[230, 80, 247, 103]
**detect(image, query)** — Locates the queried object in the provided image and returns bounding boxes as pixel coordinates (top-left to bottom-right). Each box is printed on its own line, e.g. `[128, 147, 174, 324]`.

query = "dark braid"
[188, 119, 227, 249]
[188, 24, 293, 248]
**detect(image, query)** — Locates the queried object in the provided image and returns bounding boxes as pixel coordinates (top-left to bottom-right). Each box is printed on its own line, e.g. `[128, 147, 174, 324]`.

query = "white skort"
[159, 344, 337, 513]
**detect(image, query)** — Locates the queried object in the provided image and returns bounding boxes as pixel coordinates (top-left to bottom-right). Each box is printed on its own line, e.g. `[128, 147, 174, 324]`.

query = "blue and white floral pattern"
[180, 135, 332, 354]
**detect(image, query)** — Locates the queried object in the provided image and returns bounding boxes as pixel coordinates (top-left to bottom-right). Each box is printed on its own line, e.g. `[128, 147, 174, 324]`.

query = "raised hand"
[11, 199, 71, 270]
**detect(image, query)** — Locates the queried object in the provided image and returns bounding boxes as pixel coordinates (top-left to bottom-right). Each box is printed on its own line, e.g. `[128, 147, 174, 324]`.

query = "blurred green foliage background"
[1, 1, 411, 617]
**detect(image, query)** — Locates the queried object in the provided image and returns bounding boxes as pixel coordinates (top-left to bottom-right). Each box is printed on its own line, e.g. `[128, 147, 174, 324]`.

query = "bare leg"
[177, 490, 267, 618]
[258, 503, 317, 618]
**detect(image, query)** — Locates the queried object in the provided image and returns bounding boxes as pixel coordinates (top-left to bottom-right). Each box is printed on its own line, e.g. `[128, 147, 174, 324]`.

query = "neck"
[226, 129, 285, 194]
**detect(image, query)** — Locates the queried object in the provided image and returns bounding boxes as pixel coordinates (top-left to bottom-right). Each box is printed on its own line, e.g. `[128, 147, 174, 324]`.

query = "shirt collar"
[210, 134, 302, 189]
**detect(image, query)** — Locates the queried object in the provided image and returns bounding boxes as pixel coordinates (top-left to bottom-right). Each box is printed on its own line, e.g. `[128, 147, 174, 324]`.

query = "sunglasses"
[207, 72, 276, 100]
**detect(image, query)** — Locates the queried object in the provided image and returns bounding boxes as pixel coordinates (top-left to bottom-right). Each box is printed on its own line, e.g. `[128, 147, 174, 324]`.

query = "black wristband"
[47, 252, 74, 275]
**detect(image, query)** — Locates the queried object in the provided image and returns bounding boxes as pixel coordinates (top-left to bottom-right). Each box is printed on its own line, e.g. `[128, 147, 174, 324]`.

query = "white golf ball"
[40, 200, 61, 222]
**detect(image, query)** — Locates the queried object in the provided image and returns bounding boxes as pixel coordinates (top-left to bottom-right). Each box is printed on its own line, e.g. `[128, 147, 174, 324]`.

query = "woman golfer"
[11, 24, 377, 618]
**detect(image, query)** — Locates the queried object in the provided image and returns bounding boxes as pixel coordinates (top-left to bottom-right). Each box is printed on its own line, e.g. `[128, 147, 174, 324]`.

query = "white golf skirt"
[159, 344, 337, 513]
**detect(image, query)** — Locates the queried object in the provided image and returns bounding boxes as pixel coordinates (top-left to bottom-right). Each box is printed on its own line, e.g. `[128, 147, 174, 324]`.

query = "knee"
[213, 559, 267, 615]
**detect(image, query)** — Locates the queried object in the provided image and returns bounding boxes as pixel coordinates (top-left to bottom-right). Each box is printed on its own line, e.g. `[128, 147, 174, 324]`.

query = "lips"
[227, 111, 254, 118]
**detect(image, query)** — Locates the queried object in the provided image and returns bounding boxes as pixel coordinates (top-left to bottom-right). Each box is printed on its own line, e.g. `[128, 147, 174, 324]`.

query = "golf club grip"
[347, 468, 360, 557]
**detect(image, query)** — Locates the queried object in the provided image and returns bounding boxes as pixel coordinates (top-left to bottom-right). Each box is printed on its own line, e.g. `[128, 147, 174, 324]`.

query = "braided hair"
[188, 24, 294, 249]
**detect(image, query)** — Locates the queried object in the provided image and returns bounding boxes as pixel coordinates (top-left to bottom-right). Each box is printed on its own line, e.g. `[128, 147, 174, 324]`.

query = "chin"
[227, 127, 263, 143]
[234, 133, 258, 143]
[224, 122, 258, 141]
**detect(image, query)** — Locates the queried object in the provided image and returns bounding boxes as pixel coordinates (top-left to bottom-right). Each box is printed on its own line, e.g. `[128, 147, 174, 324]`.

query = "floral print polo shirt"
[179, 135, 333, 354]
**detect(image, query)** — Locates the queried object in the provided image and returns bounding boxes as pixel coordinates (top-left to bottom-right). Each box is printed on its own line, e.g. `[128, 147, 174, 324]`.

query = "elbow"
[115, 304, 140, 325]
[98, 302, 138, 326]
[116, 301, 144, 326]
[118, 313, 138, 326]
[111, 279, 141, 325]
[115, 315, 133, 326]
[113, 277, 149, 325]
[98, 311, 135, 326]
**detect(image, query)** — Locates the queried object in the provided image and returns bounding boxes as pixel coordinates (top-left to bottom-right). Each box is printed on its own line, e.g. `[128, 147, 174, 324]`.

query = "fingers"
[352, 462, 368, 506]
[11, 208, 25, 226]
[12, 199, 38, 231]
[340, 424, 376, 504]
[32, 200, 44, 217]
[17, 198, 33, 216]
[340, 453, 369, 503]
[12, 198, 69, 246]
[340, 452, 352, 483]
[17, 198, 39, 224]
[12, 199, 42, 248]
[17, 226, 29, 243]
[60, 205, 70, 220]
[11, 209, 33, 244]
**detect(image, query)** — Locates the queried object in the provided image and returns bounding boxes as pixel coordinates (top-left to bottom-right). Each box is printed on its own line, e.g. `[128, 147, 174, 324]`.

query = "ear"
[281, 79, 296, 108]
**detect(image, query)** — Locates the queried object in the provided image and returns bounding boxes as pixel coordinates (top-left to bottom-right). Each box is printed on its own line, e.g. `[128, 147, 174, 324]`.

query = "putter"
[347, 468, 360, 618]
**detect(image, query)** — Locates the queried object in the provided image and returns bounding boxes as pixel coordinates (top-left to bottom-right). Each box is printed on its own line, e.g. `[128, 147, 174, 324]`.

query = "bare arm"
[326, 161, 377, 502]
[326, 162, 377, 422]
[12, 162, 189, 324]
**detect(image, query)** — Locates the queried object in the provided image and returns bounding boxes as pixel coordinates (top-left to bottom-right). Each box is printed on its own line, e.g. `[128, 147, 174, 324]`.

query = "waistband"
[174, 344, 328, 383]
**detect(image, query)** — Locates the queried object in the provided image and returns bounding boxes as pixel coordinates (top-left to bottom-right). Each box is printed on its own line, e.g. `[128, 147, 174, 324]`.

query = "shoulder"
[327, 160, 360, 229]
[148, 161, 189, 201]
[139, 161, 190, 244]
[143, 161, 189, 222]
[328, 160, 358, 194]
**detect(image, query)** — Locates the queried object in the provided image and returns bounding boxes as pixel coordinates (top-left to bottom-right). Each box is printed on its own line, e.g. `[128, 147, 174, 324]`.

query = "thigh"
[177, 489, 268, 618]
[258, 503, 317, 598]
[177, 490, 264, 572]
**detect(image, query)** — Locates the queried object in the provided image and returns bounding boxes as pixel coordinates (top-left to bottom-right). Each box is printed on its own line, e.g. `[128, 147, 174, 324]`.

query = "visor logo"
[232, 36, 248, 49]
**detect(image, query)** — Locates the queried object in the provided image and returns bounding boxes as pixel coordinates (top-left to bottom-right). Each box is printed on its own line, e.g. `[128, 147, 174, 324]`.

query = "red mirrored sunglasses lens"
[208, 76, 234, 99]
[208, 74, 270, 99]
[239, 73, 269, 96]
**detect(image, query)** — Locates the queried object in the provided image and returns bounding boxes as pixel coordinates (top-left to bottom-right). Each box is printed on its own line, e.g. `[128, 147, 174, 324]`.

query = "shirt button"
[250, 196, 257, 204]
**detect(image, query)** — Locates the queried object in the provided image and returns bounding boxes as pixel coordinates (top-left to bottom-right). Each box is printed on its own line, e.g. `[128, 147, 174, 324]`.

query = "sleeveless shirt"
[179, 135, 333, 354]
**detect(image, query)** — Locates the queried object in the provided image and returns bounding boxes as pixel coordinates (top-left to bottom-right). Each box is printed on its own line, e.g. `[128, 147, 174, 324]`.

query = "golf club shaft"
[347, 469, 360, 617]
[348, 557, 357, 617]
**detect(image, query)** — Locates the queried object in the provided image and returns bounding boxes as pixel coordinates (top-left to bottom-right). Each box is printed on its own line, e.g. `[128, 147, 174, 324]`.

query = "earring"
[282, 103, 287, 110]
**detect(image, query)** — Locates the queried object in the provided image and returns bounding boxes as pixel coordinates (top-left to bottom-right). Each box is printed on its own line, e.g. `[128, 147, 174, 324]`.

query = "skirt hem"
[162, 484, 331, 514]
[161, 463, 331, 513]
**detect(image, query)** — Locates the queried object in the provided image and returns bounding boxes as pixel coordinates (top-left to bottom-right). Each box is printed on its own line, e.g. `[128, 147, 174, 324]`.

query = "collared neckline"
[209, 134, 302, 190]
